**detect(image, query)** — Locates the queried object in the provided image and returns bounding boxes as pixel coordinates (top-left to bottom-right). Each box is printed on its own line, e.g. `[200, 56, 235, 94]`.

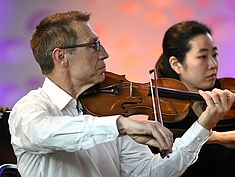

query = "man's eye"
[213, 53, 218, 58]
[87, 44, 95, 49]
[91, 45, 96, 50]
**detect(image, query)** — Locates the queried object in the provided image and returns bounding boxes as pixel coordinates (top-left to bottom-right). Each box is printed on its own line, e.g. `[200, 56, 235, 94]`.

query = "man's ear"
[168, 56, 182, 75]
[51, 48, 67, 66]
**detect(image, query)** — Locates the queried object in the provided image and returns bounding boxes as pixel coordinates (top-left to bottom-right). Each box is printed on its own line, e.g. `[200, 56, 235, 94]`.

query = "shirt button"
[196, 137, 200, 141]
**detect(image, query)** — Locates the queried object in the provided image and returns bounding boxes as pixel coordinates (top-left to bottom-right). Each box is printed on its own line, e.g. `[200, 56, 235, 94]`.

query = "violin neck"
[157, 87, 204, 101]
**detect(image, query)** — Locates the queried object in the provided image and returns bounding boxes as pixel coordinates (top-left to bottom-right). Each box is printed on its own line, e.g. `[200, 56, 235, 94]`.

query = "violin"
[79, 71, 235, 125]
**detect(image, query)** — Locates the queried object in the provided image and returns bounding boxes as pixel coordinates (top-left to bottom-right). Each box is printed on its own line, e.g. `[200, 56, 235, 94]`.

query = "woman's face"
[178, 33, 218, 91]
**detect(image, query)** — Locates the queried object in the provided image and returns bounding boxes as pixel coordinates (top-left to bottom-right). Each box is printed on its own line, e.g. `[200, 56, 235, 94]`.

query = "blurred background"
[0, 0, 235, 108]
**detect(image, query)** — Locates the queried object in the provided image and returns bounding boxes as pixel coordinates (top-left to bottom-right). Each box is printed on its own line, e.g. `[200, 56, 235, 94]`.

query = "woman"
[156, 20, 235, 177]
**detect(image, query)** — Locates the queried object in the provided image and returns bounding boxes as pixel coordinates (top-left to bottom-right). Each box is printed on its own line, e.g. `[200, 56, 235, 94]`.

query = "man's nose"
[98, 45, 109, 60]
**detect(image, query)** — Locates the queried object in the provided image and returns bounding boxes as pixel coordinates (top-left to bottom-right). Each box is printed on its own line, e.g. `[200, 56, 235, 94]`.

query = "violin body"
[80, 72, 194, 122]
[80, 72, 154, 118]
[79, 72, 235, 125]
[215, 78, 235, 126]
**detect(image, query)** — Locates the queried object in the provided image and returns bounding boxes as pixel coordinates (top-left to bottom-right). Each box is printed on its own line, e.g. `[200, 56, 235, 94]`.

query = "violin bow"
[149, 69, 169, 158]
[149, 69, 164, 124]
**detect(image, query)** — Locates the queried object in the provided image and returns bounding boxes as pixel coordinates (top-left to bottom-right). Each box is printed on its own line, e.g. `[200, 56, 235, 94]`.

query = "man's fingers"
[146, 121, 173, 152]
[130, 134, 170, 153]
[117, 117, 173, 153]
[198, 89, 235, 130]
[152, 123, 173, 152]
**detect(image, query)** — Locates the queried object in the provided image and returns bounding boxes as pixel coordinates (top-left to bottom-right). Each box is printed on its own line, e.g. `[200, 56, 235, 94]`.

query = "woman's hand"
[207, 131, 235, 148]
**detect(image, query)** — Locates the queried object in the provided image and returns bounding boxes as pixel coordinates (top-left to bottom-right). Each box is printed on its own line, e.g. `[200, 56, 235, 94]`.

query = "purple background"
[0, 0, 235, 108]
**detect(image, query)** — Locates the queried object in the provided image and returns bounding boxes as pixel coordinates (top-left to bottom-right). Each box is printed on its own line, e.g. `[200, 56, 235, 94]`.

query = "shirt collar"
[42, 77, 76, 110]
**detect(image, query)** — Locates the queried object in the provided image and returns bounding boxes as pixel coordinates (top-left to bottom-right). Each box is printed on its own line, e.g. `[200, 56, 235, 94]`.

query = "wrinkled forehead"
[72, 21, 99, 43]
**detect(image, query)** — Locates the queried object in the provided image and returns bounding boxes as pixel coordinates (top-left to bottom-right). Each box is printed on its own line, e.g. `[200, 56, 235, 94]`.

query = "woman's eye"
[198, 55, 207, 59]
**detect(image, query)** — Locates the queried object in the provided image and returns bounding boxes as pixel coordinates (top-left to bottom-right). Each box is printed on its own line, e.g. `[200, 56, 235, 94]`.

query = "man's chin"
[94, 73, 105, 84]
[99, 73, 105, 81]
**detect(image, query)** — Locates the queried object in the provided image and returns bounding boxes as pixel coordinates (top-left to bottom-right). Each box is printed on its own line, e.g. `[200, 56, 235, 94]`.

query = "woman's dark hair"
[156, 20, 212, 80]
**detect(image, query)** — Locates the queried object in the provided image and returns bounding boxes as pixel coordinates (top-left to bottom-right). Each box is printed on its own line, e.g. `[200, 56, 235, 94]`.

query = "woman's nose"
[209, 56, 218, 69]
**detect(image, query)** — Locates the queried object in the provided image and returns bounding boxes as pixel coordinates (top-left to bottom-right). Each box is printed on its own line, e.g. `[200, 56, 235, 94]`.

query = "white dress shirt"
[8, 77, 210, 177]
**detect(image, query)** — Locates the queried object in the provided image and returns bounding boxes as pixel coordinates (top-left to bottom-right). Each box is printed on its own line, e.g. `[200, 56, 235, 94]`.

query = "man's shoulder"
[13, 87, 52, 109]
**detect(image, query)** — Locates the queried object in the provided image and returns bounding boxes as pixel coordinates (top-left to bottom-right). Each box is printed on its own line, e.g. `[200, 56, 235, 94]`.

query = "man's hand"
[198, 88, 234, 130]
[117, 117, 173, 154]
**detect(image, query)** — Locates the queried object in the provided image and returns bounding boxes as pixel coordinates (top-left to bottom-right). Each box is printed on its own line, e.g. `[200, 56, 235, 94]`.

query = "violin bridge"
[130, 82, 133, 97]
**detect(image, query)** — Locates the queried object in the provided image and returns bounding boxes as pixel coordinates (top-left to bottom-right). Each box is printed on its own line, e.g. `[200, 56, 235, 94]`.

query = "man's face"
[65, 21, 109, 88]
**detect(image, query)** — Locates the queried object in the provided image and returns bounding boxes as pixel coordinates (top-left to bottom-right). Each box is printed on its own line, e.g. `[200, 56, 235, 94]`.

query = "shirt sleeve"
[119, 121, 210, 177]
[9, 97, 120, 154]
